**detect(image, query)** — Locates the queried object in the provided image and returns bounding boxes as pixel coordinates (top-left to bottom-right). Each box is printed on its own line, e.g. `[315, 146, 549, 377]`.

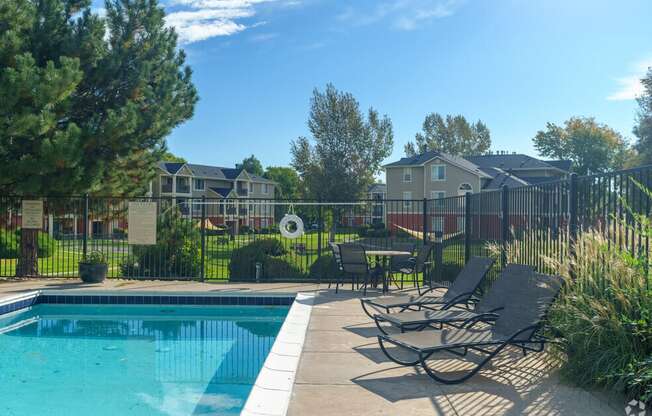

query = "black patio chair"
[338, 243, 378, 296]
[360, 256, 495, 318]
[328, 242, 344, 293]
[390, 243, 434, 291]
[376, 271, 564, 384]
[372, 263, 534, 334]
[387, 241, 416, 289]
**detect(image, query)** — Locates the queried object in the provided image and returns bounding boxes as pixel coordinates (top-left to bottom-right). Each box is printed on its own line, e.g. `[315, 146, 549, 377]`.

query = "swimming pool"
[0, 294, 294, 416]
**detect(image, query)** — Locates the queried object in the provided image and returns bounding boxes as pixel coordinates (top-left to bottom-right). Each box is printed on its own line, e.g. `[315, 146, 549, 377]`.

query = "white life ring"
[279, 214, 304, 239]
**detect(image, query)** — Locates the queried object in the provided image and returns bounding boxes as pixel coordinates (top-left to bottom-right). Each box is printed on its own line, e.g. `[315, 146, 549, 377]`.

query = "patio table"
[365, 250, 412, 294]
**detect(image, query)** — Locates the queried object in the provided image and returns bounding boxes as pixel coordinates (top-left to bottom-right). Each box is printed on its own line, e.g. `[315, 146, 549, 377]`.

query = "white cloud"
[164, 0, 294, 44]
[338, 0, 463, 30]
[607, 58, 652, 101]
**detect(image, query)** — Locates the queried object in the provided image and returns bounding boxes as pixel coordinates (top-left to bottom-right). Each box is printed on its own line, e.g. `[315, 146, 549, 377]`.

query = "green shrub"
[81, 251, 107, 265]
[229, 239, 304, 281]
[544, 229, 652, 403]
[263, 257, 305, 280]
[120, 208, 200, 278]
[309, 254, 340, 281]
[0, 229, 58, 259]
[357, 223, 390, 238]
[0, 229, 19, 258]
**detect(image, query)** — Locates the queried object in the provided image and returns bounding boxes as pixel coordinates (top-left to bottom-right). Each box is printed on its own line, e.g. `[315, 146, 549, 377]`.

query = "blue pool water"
[0, 304, 289, 416]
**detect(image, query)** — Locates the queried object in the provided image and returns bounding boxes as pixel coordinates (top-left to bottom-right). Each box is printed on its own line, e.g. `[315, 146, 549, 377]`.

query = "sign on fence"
[22, 200, 43, 229]
[128, 202, 157, 245]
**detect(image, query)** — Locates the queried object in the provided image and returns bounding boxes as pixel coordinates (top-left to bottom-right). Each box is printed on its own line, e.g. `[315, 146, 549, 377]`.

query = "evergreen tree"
[0, 0, 197, 275]
[240, 154, 264, 176]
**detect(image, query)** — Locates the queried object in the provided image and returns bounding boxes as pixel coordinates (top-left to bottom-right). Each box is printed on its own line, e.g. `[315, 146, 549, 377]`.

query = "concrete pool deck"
[0, 279, 624, 416]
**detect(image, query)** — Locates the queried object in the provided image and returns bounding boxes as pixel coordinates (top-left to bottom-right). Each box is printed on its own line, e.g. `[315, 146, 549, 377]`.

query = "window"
[458, 183, 473, 196]
[431, 191, 446, 207]
[403, 191, 412, 209]
[432, 217, 444, 233]
[402, 167, 412, 183]
[193, 178, 205, 191]
[262, 183, 270, 194]
[431, 165, 446, 181]
[248, 182, 254, 193]
[161, 176, 173, 193]
[192, 199, 202, 215]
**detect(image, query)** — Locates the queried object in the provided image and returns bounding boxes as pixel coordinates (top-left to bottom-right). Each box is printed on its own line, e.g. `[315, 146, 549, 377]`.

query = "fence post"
[501, 185, 510, 267]
[568, 173, 579, 279]
[464, 192, 472, 264]
[317, 199, 323, 285]
[422, 198, 428, 243]
[433, 230, 443, 284]
[82, 194, 89, 258]
[200, 195, 206, 282]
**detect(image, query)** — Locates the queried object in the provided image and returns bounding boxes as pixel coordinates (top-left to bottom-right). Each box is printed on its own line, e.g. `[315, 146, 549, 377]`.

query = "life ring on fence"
[279, 214, 304, 239]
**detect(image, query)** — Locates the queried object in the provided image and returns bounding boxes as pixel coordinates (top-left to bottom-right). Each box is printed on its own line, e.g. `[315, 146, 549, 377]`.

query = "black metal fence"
[1, 164, 651, 283]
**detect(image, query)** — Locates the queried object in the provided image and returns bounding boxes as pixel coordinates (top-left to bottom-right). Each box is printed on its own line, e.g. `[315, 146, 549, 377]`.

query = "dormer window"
[403, 168, 412, 183]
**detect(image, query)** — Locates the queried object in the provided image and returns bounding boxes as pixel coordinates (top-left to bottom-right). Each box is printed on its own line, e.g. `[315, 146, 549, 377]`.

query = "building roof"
[160, 162, 185, 175]
[209, 187, 234, 198]
[384, 151, 492, 178]
[545, 159, 573, 172]
[465, 153, 567, 172]
[158, 162, 276, 184]
[369, 183, 386, 193]
[480, 167, 530, 190]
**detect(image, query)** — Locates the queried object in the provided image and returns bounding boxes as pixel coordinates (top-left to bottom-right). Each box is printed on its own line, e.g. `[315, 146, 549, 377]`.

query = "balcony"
[176, 179, 190, 194]
[161, 183, 173, 193]
[237, 188, 248, 197]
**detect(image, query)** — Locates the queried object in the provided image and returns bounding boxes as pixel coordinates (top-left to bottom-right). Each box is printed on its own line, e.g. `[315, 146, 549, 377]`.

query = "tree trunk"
[16, 228, 38, 276]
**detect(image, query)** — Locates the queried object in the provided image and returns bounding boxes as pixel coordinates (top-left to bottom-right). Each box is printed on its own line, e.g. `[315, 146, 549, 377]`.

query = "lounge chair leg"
[372, 315, 391, 335]
[377, 336, 420, 366]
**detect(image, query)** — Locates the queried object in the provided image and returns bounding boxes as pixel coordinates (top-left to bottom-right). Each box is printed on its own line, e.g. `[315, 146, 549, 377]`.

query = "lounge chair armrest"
[461, 312, 499, 328]
[418, 284, 449, 296]
[441, 291, 475, 309]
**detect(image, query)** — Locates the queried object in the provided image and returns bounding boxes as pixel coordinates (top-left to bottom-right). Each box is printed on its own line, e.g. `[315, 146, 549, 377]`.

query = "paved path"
[288, 289, 623, 416]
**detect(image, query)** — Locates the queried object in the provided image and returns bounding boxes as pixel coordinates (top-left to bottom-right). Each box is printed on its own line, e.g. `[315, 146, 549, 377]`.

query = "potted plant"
[79, 251, 108, 283]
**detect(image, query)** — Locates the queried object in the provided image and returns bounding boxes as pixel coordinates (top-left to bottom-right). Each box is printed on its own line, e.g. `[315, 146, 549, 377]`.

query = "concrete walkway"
[288, 289, 623, 416]
[0, 279, 624, 416]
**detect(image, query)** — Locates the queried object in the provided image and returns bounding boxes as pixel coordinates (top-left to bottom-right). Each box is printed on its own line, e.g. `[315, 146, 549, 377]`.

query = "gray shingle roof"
[465, 154, 568, 171]
[384, 151, 492, 178]
[158, 162, 276, 184]
[209, 187, 234, 197]
[544, 160, 572, 172]
[482, 169, 530, 190]
[158, 162, 185, 174]
[369, 183, 386, 193]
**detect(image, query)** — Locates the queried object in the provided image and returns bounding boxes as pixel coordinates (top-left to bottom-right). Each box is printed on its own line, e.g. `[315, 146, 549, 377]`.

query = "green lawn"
[0, 232, 481, 281]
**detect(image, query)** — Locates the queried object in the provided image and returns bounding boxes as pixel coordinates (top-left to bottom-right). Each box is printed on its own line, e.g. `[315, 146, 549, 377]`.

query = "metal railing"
[0, 164, 650, 283]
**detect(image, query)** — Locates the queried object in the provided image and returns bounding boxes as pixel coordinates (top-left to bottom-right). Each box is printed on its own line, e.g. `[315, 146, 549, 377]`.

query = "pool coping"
[241, 292, 314, 416]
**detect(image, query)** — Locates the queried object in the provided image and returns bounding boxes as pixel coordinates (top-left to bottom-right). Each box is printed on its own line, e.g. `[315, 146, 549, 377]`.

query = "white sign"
[22, 200, 43, 229]
[128, 202, 157, 245]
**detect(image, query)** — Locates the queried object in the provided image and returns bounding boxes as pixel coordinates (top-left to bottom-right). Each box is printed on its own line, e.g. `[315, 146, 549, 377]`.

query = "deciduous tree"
[634, 68, 652, 165]
[291, 84, 393, 201]
[533, 117, 630, 175]
[404, 113, 491, 156]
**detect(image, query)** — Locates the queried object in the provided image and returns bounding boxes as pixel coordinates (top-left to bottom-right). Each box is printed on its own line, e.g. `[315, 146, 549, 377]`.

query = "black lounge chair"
[377, 271, 564, 384]
[372, 264, 535, 335]
[360, 256, 495, 319]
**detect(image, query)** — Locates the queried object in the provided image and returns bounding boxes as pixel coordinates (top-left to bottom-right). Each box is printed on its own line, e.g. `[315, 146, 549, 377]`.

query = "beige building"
[150, 162, 276, 231]
[383, 151, 571, 234]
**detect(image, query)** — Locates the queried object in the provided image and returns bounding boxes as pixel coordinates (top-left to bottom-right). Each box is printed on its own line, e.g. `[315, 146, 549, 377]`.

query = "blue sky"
[150, 0, 652, 168]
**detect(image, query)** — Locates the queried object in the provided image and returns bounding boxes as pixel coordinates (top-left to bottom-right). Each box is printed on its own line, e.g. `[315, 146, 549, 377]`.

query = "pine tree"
[0, 0, 198, 275]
